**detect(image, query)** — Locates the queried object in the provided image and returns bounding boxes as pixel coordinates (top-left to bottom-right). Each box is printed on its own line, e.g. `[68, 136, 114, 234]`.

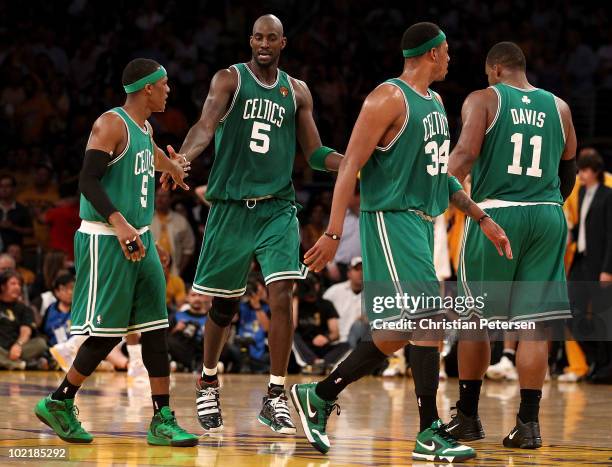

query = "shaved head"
[253, 14, 284, 36]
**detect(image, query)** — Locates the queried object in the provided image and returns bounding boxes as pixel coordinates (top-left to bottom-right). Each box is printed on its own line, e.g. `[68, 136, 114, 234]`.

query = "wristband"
[478, 214, 491, 224]
[448, 176, 463, 196]
[308, 146, 336, 172]
[324, 231, 341, 241]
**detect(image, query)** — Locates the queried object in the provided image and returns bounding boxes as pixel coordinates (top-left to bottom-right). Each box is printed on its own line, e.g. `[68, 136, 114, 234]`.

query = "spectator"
[157, 245, 187, 311]
[236, 274, 271, 373]
[17, 162, 59, 250]
[31, 251, 70, 320]
[301, 203, 327, 252]
[6, 244, 35, 287]
[41, 273, 74, 346]
[168, 288, 211, 372]
[0, 175, 33, 248]
[568, 152, 612, 383]
[0, 253, 16, 272]
[292, 274, 351, 374]
[151, 188, 195, 278]
[0, 270, 47, 370]
[40, 184, 80, 262]
[323, 257, 367, 348]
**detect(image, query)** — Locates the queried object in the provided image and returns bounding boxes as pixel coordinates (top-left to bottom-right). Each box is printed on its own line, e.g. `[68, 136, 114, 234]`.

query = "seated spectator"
[235, 273, 271, 373]
[168, 288, 211, 372]
[6, 243, 35, 287]
[158, 245, 187, 310]
[41, 273, 74, 346]
[0, 270, 47, 370]
[292, 274, 351, 374]
[0, 253, 16, 272]
[323, 257, 368, 349]
[0, 174, 33, 248]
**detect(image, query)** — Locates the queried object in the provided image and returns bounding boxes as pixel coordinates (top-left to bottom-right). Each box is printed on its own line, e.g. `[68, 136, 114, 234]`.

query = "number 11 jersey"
[470, 83, 565, 204]
[206, 63, 297, 202]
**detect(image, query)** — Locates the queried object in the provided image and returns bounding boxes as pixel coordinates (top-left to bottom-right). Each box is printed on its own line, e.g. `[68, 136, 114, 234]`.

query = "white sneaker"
[128, 358, 148, 381]
[558, 371, 582, 382]
[382, 356, 405, 377]
[50, 342, 77, 373]
[486, 356, 517, 381]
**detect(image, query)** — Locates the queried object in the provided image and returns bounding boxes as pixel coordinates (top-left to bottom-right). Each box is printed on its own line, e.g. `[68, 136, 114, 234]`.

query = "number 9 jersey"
[206, 63, 297, 202]
[469, 83, 566, 204]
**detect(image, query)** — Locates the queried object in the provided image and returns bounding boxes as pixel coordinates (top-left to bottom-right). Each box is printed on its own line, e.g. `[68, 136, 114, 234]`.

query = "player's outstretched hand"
[480, 217, 513, 259]
[164, 145, 190, 191]
[304, 235, 339, 272]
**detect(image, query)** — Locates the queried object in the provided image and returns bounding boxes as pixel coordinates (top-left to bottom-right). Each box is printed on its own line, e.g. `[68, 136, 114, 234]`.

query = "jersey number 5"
[426, 140, 450, 176]
[507, 133, 543, 178]
[141, 175, 148, 208]
[250, 122, 271, 154]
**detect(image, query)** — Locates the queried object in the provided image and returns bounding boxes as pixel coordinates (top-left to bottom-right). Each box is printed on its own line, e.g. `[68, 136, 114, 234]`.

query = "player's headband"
[402, 30, 446, 58]
[123, 66, 167, 93]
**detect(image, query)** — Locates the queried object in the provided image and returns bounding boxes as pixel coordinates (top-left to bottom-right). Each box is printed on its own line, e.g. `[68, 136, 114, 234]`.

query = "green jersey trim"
[243, 63, 280, 89]
[485, 86, 501, 135]
[219, 65, 241, 123]
[504, 83, 539, 92]
[287, 76, 297, 114]
[553, 96, 566, 142]
[105, 110, 131, 166]
[375, 82, 409, 152]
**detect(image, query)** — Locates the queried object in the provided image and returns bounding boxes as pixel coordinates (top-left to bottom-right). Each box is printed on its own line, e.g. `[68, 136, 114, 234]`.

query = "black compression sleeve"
[558, 158, 577, 201]
[79, 149, 118, 221]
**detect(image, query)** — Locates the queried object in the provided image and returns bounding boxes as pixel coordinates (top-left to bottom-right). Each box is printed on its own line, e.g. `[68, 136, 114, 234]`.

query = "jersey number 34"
[426, 140, 450, 176]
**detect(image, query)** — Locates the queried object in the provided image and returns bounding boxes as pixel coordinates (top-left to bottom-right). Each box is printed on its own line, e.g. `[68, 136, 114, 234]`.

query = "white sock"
[127, 344, 143, 362]
[503, 348, 516, 356]
[202, 365, 217, 378]
[269, 375, 286, 387]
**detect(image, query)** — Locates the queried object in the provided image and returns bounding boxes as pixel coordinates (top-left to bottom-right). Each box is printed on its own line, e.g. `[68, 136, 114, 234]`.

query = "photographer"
[292, 274, 351, 374]
[168, 288, 212, 371]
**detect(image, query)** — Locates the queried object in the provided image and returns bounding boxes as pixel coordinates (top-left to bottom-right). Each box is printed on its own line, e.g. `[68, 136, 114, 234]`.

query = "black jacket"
[571, 184, 612, 278]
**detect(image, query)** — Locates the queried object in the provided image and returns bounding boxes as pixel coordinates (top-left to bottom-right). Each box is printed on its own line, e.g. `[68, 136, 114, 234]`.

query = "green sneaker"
[290, 383, 340, 454]
[412, 419, 476, 463]
[147, 406, 199, 447]
[34, 395, 93, 443]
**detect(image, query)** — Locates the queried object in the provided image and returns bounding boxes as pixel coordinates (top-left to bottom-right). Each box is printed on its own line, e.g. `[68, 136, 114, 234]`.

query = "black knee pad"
[73, 336, 122, 376]
[140, 328, 170, 378]
[209, 297, 240, 327]
[410, 345, 440, 395]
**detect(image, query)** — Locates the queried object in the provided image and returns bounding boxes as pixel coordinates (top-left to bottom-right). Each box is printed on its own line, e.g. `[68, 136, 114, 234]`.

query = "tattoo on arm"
[450, 190, 474, 214]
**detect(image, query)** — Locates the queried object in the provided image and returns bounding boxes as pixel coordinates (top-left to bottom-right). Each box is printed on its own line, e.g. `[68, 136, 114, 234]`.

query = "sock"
[502, 348, 516, 365]
[315, 340, 387, 401]
[52, 376, 80, 401]
[268, 374, 285, 395]
[152, 394, 170, 414]
[201, 365, 218, 384]
[518, 389, 541, 423]
[410, 345, 440, 432]
[127, 344, 143, 362]
[457, 379, 482, 417]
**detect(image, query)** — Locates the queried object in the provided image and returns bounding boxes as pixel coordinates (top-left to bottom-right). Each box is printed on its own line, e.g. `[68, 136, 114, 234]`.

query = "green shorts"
[193, 199, 307, 297]
[71, 222, 168, 337]
[361, 210, 443, 325]
[459, 202, 571, 322]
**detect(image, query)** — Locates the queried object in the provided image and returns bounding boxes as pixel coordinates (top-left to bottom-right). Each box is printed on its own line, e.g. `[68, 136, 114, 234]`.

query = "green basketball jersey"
[360, 78, 451, 216]
[470, 83, 565, 204]
[206, 63, 297, 202]
[79, 107, 155, 228]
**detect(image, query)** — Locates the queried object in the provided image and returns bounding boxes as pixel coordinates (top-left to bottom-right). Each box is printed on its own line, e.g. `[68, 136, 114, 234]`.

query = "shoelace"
[434, 425, 459, 446]
[270, 395, 292, 421]
[160, 410, 189, 434]
[198, 386, 221, 414]
[322, 402, 341, 430]
[67, 404, 85, 433]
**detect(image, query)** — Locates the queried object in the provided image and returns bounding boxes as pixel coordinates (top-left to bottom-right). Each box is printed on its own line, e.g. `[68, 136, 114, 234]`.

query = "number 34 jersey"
[470, 83, 566, 204]
[206, 63, 297, 202]
[360, 78, 451, 216]
[79, 107, 155, 229]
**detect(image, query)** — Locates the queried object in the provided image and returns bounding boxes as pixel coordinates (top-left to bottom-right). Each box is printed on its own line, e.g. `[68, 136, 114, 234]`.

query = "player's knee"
[140, 328, 170, 377]
[209, 297, 240, 327]
[73, 336, 123, 376]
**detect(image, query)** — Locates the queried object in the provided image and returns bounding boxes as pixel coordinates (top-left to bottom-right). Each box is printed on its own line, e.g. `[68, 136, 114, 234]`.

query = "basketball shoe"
[195, 378, 223, 432]
[412, 419, 476, 463]
[147, 406, 199, 447]
[444, 406, 485, 441]
[502, 416, 542, 449]
[258, 385, 296, 434]
[486, 356, 517, 380]
[34, 395, 93, 443]
[290, 383, 340, 453]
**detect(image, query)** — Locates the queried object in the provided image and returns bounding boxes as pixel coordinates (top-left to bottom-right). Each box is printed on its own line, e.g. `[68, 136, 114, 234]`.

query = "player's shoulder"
[92, 110, 126, 136]
[288, 76, 309, 94]
[211, 66, 239, 88]
[466, 87, 497, 103]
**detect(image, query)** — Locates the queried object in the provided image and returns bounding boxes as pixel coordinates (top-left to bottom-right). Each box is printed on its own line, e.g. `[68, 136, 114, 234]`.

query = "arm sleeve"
[78, 149, 118, 221]
[558, 158, 577, 201]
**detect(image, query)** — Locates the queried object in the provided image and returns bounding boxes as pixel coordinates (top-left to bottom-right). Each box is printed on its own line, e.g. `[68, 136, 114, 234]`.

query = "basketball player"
[167, 15, 343, 434]
[292, 23, 511, 462]
[445, 42, 577, 449]
[34, 59, 198, 447]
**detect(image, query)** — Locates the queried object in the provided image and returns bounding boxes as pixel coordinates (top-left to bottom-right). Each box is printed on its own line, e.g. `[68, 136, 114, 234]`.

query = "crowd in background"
[0, 1, 611, 383]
